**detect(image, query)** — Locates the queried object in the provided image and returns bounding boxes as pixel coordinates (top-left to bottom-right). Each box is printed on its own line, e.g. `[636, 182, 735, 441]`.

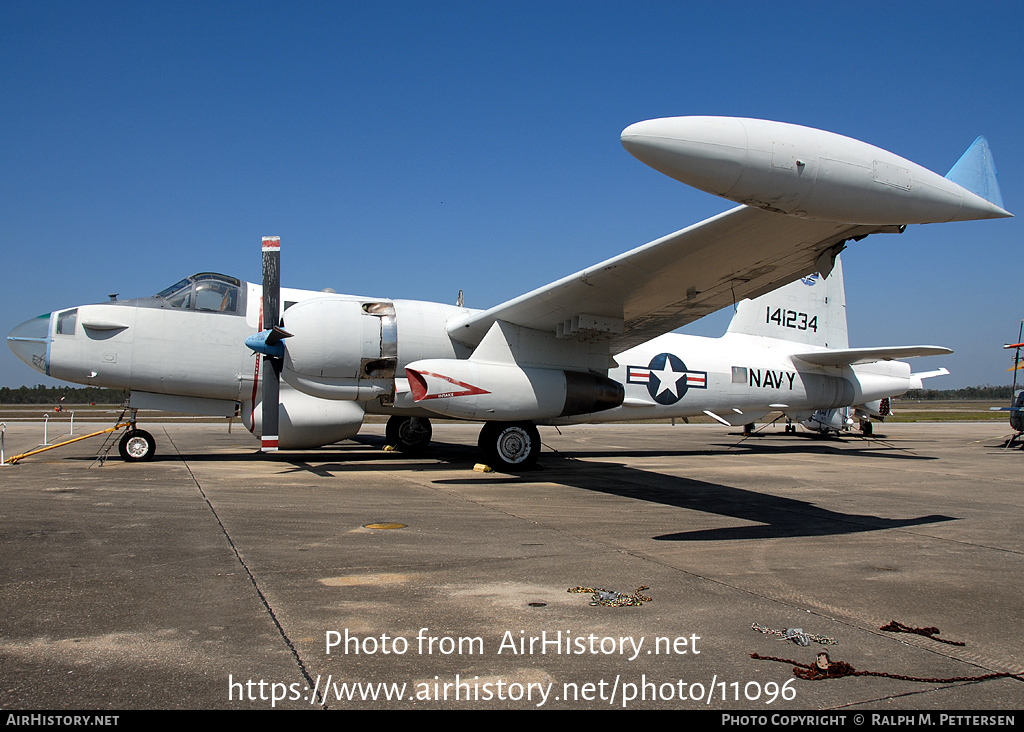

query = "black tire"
[860, 421, 873, 436]
[385, 416, 432, 453]
[478, 421, 541, 470]
[743, 422, 755, 436]
[119, 429, 156, 462]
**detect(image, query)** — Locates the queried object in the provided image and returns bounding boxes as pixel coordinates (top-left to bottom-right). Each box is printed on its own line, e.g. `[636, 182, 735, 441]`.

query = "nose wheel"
[119, 429, 156, 462]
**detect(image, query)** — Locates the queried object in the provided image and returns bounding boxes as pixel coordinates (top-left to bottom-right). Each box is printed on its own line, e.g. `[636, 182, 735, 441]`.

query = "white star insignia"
[651, 362, 685, 397]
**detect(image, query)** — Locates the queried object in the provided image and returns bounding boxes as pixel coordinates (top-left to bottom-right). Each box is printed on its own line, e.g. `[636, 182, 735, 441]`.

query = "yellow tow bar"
[3, 423, 131, 465]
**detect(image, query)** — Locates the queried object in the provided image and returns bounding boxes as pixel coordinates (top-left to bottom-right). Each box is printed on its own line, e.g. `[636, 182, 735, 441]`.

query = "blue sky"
[2, 1, 1021, 389]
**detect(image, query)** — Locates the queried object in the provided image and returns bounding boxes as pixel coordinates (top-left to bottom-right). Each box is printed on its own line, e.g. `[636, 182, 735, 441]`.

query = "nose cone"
[7, 313, 51, 375]
[621, 116, 748, 195]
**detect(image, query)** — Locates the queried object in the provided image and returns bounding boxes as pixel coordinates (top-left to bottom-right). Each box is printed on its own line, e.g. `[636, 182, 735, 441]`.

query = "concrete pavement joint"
[162, 428, 327, 708]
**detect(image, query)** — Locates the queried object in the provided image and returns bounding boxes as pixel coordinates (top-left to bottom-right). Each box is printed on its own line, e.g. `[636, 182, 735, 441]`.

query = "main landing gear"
[118, 409, 156, 462]
[386, 416, 541, 470]
[385, 416, 433, 453]
[477, 421, 541, 470]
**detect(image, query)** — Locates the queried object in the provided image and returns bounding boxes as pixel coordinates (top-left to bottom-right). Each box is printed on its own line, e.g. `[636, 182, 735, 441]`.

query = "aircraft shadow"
[551, 441, 936, 462]
[433, 449, 955, 542]
[148, 434, 480, 475]
[109, 433, 956, 542]
[708, 438, 936, 461]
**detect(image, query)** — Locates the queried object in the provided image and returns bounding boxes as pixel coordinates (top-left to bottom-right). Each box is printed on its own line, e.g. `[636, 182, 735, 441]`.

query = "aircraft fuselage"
[12, 278, 915, 436]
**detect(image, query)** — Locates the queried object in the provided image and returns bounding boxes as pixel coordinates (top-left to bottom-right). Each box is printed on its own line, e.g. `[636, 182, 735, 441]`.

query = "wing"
[447, 116, 1009, 361]
[447, 205, 881, 353]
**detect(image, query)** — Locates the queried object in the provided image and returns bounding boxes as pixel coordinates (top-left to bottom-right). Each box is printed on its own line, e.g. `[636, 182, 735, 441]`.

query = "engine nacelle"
[243, 386, 365, 448]
[280, 297, 397, 401]
[405, 359, 623, 420]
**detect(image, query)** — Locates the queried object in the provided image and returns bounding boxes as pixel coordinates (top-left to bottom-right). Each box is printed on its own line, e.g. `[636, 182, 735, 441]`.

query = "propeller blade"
[266, 325, 293, 347]
[261, 236, 281, 452]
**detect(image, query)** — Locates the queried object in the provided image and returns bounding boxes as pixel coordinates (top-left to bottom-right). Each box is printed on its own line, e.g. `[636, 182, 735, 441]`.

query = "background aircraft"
[1002, 328, 1024, 440]
[7, 117, 1010, 468]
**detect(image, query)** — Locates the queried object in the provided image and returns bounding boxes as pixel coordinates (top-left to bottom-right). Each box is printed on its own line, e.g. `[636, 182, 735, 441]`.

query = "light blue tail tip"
[945, 136, 1005, 209]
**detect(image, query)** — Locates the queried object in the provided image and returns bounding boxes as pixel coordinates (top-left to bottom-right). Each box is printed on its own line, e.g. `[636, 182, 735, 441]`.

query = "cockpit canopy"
[155, 273, 244, 315]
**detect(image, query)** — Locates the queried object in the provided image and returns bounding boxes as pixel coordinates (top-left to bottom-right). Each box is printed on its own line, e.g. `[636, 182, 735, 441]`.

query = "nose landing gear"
[117, 408, 156, 462]
[118, 428, 156, 462]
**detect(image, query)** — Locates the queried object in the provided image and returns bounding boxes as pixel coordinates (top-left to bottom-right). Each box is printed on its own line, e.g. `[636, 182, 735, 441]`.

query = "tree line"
[0, 385, 129, 405]
[902, 385, 1017, 401]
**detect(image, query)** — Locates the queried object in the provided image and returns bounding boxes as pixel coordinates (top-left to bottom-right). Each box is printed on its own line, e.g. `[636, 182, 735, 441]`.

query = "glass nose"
[7, 313, 51, 375]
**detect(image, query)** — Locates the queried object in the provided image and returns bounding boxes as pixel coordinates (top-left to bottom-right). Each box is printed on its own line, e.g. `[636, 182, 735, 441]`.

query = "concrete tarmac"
[0, 420, 1021, 710]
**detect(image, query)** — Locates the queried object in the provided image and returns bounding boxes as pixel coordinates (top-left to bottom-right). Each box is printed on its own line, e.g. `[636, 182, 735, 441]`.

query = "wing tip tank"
[622, 116, 1013, 223]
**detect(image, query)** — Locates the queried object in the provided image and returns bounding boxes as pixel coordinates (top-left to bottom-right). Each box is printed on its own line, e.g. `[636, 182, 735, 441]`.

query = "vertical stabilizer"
[726, 256, 849, 349]
[945, 136, 1005, 210]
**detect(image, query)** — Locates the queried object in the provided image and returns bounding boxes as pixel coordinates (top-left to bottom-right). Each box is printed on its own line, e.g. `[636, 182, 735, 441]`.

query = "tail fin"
[945, 136, 1005, 210]
[726, 254, 849, 349]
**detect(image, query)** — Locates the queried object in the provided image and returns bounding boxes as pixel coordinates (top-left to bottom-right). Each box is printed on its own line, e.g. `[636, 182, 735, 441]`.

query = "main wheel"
[478, 421, 541, 470]
[385, 416, 432, 453]
[860, 421, 873, 436]
[119, 429, 156, 462]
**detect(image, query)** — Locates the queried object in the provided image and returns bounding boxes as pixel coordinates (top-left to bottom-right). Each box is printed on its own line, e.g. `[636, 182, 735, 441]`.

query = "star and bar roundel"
[626, 353, 707, 405]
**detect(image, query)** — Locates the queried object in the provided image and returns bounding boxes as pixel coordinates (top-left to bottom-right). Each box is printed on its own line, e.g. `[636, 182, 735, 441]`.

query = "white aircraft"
[645, 255, 952, 438]
[7, 117, 1010, 468]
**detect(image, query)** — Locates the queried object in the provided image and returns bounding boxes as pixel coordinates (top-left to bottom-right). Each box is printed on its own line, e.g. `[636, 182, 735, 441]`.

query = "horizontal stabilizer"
[792, 345, 952, 367]
[910, 367, 950, 390]
[945, 137, 1006, 210]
